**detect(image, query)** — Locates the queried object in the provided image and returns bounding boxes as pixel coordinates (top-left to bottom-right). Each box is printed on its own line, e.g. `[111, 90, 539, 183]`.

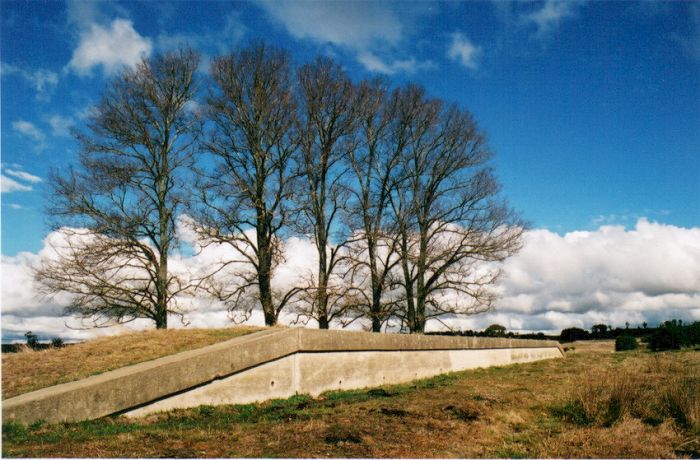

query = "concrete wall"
[125, 347, 561, 417]
[3, 328, 563, 425]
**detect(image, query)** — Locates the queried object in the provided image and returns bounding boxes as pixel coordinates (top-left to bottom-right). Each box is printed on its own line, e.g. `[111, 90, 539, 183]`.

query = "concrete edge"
[4, 328, 285, 403]
[297, 329, 565, 356]
[2, 328, 297, 424]
[2, 328, 563, 425]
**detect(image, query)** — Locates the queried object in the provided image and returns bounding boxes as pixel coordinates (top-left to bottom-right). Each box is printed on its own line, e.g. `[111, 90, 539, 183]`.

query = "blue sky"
[2, 0, 699, 256]
[1, 1, 699, 339]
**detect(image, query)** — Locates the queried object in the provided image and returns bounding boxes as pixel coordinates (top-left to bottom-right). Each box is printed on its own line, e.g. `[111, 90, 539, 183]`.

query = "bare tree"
[35, 49, 201, 329]
[388, 85, 525, 333]
[194, 44, 300, 326]
[295, 57, 359, 329]
[345, 80, 404, 332]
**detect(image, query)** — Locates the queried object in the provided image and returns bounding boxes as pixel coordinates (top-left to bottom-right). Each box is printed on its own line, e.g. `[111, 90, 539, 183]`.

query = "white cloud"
[357, 52, 434, 75]
[523, 0, 581, 37]
[486, 219, 700, 332]
[260, 0, 402, 49]
[1, 62, 59, 101]
[1, 164, 42, 193]
[46, 114, 74, 137]
[66, 0, 103, 29]
[4, 217, 699, 341]
[1, 175, 32, 193]
[11, 120, 46, 149]
[156, 13, 246, 56]
[5, 169, 42, 184]
[447, 33, 481, 70]
[68, 19, 152, 76]
[258, 1, 431, 75]
[76, 105, 96, 121]
[26, 69, 58, 99]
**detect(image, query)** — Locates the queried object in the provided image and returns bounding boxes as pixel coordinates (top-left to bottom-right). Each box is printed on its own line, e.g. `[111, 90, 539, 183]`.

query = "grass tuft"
[324, 424, 362, 445]
[2, 423, 27, 443]
[443, 404, 480, 422]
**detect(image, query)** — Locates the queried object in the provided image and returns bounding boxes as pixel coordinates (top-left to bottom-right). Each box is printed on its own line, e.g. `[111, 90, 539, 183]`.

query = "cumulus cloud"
[478, 219, 700, 333]
[447, 33, 481, 70]
[0, 221, 311, 341]
[0, 62, 59, 101]
[68, 19, 152, 76]
[3, 218, 699, 341]
[523, 0, 581, 37]
[1, 251, 74, 341]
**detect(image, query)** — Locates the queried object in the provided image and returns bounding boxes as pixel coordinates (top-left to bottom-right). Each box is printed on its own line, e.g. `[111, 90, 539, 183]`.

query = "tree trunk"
[403, 260, 416, 333]
[369, 278, 383, 332]
[155, 246, 168, 329]
[156, 146, 170, 330]
[318, 314, 329, 329]
[258, 236, 276, 326]
[368, 241, 383, 333]
[411, 230, 428, 334]
[317, 241, 329, 329]
[155, 257, 168, 329]
[414, 294, 426, 333]
[155, 300, 168, 329]
[371, 297, 382, 332]
[259, 270, 276, 326]
[399, 228, 417, 333]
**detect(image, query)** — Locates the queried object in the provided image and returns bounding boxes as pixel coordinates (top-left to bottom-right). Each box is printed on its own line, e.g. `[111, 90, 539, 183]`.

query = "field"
[2, 334, 699, 458]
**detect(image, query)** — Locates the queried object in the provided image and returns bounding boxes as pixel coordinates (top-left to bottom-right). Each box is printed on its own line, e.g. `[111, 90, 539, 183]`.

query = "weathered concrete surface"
[126, 346, 561, 417]
[3, 328, 563, 425]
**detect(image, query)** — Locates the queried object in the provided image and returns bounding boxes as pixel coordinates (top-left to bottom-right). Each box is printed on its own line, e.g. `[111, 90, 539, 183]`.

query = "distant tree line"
[427, 320, 700, 352]
[559, 320, 700, 351]
[1, 332, 65, 353]
[34, 44, 524, 334]
[427, 323, 559, 340]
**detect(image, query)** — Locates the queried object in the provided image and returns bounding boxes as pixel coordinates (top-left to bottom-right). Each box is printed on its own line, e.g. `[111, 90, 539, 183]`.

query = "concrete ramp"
[2, 328, 563, 425]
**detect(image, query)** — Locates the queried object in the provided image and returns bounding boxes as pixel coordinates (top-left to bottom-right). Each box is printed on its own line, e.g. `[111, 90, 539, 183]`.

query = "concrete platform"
[2, 328, 563, 425]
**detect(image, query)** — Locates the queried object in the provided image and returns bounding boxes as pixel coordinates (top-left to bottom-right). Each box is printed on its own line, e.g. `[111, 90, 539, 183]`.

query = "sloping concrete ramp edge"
[3, 328, 564, 425]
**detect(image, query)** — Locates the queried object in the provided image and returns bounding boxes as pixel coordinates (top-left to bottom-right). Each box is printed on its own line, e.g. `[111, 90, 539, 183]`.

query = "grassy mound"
[2, 326, 264, 399]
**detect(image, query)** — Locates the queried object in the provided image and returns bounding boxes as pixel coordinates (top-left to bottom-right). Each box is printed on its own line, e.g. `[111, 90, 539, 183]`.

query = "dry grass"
[3, 343, 699, 458]
[563, 339, 615, 353]
[556, 352, 700, 430]
[2, 326, 263, 399]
